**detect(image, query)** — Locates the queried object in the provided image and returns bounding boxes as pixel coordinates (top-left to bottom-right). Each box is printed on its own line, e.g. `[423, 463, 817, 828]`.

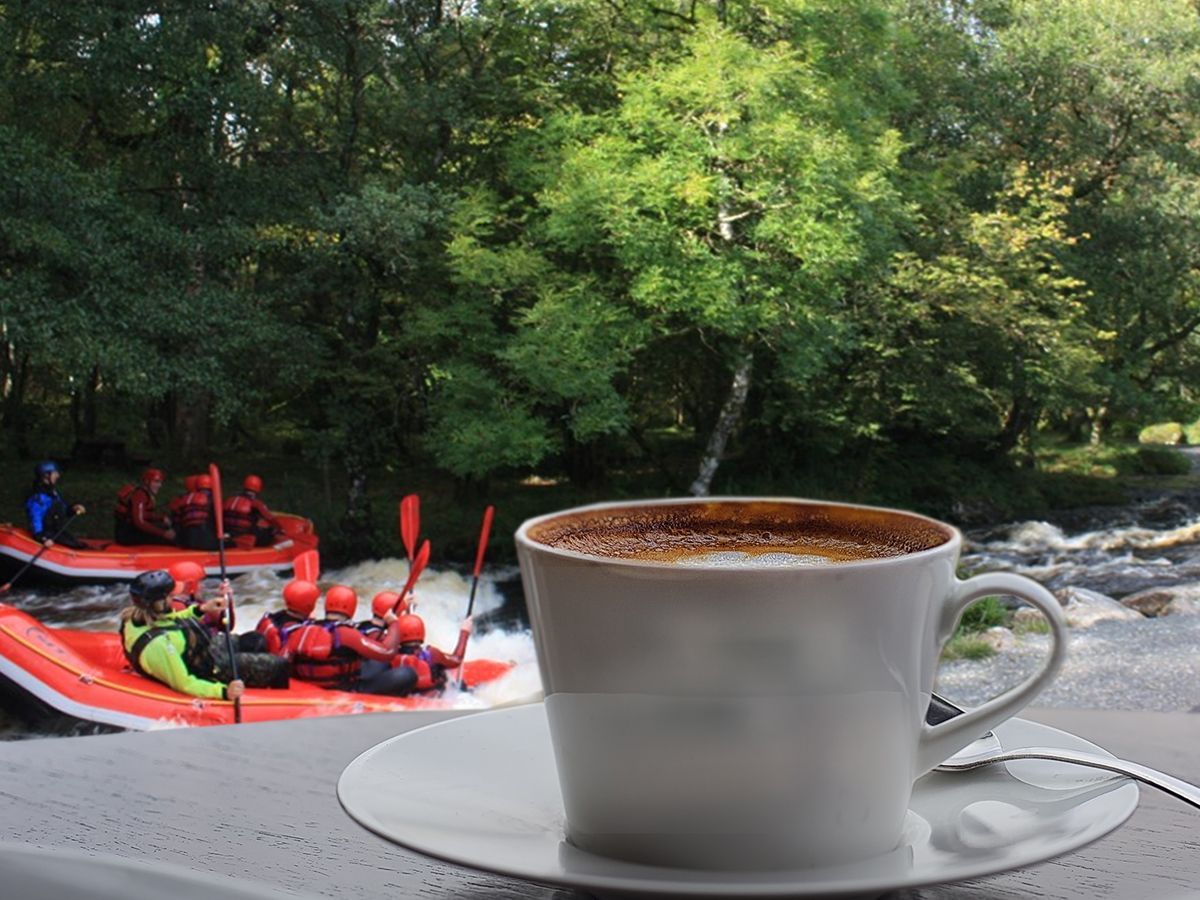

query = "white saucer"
[338, 705, 1138, 898]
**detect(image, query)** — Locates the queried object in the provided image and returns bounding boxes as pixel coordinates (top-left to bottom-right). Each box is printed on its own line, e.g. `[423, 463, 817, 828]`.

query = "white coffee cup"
[516, 497, 1068, 871]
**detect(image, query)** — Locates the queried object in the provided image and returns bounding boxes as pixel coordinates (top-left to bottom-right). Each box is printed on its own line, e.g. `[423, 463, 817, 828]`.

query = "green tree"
[433, 2, 904, 491]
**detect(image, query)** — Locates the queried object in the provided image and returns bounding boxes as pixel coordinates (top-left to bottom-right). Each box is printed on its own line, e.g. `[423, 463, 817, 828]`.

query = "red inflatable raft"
[0, 513, 319, 586]
[0, 604, 514, 730]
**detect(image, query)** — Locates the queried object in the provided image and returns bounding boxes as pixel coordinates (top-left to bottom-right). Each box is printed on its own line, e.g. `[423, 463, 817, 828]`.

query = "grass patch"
[956, 596, 1008, 634]
[1012, 616, 1051, 635]
[941, 634, 996, 661]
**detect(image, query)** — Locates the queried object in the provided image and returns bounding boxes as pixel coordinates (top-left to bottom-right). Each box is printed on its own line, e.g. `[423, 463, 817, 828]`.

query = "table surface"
[0, 705, 1196, 899]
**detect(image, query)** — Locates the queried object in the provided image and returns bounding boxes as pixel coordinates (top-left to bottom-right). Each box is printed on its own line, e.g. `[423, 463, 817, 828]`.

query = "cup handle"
[915, 572, 1068, 776]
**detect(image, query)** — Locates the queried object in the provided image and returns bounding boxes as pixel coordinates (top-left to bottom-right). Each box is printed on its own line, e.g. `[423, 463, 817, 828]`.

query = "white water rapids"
[4, 494, 1199, 737]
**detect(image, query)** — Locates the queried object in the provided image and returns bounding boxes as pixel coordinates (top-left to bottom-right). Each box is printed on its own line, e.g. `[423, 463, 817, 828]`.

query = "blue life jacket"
[24, 486, 66, 539]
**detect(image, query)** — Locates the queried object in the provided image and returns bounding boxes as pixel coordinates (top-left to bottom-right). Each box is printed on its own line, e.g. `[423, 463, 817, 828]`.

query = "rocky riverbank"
[937, 582, 1200, 714]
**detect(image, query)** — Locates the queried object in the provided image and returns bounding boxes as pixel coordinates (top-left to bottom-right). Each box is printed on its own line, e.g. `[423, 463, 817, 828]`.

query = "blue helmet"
[34, 460, 59, 479]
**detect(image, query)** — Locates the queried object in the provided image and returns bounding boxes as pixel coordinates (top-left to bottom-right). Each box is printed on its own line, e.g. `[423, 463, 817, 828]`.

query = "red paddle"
[399, 494, 420, 563]
[208, 463, 241, 725]
[466, 505, 494, 619]
[292, 549, 320, 582]
[394, 539, 430, 613]
[0, 510, 86, 594]
[459, 505, 494, 689]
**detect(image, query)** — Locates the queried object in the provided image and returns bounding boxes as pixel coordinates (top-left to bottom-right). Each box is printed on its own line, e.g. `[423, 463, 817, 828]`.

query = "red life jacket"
[396, 648, 445, 693]
[355, 620, 386, 642]
[256, 610, 308, 656]
[223, 494, 257, 535]
[289, 622, 360, 687]
[177, 490, 213, 529]
[114, 483, 151, 524]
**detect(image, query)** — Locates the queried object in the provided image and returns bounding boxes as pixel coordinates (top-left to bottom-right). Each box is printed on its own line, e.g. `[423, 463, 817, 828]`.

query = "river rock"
[1120, 589, 1175, 617]
[1164, 596, 1200, 616]
[1053, 586, 1145, 627]
[979, 626, 1017, 652]
[1121, 583, 1200, 617]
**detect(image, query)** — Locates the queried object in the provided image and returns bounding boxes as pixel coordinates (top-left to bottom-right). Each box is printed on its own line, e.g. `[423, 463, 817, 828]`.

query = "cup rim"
[515, 495, 962, 572]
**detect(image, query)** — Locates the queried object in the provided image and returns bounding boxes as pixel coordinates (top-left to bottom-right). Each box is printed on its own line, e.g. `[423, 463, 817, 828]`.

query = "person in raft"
[168, 560, 272, 653]
[355, 591, 408, 642]
[287, 585, 416, 696]
[353, 591, 409, 682]
[392, 613, 474, 695]
[114, 468, 175, 546]
[167, 560, 217, 619]
[254, 579, 320, 656]
[223, 475, 284, 547]
[24, 461, 87, 549]
[167, 474, 201, 529]
[120, 570, 289, 699]
[175, 474, 223, 550]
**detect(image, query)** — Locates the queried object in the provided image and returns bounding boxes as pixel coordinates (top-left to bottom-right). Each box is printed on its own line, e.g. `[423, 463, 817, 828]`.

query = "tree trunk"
[2, 352, 32, 457]
[72, 365, 101, 441]
[341, 460, 370, 538]
[1089, 403, 1111, 446]
[171, 391, 212, 460]
[689, 349, 754, 496]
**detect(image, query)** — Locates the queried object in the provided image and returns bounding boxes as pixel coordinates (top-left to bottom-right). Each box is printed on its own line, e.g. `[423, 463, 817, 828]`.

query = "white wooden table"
[0, 706, 1196, 899]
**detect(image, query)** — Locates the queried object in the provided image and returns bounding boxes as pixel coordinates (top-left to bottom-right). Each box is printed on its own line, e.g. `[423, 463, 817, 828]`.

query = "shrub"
[1128, 446, 1192, 476]
[1138, 422, 1184, 445]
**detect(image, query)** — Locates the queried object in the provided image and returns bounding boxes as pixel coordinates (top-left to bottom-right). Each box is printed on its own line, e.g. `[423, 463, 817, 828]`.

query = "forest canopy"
[3, 0, 1200, 537]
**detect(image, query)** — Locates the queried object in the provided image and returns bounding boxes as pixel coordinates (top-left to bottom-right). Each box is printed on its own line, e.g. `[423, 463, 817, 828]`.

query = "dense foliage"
[3, 0, 1200, 535]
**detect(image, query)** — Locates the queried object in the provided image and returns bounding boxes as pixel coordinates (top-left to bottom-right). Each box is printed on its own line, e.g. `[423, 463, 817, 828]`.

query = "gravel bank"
[934, 615, 1200, 713]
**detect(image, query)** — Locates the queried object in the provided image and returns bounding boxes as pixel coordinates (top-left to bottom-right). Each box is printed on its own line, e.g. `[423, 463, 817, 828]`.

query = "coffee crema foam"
[526, 500, 952, 564]
[672, 550, 842, 568]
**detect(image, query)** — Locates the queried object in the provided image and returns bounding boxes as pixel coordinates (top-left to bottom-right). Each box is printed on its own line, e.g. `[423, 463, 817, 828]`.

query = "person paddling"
[176, 474, 222, 550]
[166, 560, 262, 650]
[120, 570, 288, 699]
[356, 591, 407, 641]
[167, 475, 201, 529]
[24, 461, 86, 549]
[256, 579, 319, 656]
[119, 570, 246, 701]
[288, 585, 416, 696]
[167, 560, 222, 627]
[223, 475, 284, 547]
[114, 468, 174, 546]
[392, 613, 474, 695]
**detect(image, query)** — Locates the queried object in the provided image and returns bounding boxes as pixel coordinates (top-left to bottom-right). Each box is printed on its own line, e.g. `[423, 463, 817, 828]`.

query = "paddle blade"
[293, 549, 320, 582]
[400, 494, 420, 562]
[396, 539, 431, 610]
[473, 505, 495, 579]
[208, 463, 225, 538]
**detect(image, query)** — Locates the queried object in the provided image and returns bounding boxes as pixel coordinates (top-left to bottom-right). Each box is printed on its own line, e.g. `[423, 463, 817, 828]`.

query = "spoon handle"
[947, 747, 1200, 809]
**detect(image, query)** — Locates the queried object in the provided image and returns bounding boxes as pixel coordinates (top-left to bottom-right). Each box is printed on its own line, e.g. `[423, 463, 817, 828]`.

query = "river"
[4, 492, 1200, 738]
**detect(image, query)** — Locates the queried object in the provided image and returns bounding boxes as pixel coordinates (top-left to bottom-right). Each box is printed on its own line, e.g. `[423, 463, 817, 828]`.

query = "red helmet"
[142, 467, 166, 484]
[324, 584, 358, 619]
[168, 560, 206, 596]
[243, 474, 263, 493]
[195, 474, 213, 490]
[184, 475, 199, 492]
[371, 590, 403, 618]
[397, 614, 425, 645]
[282, 579, 320, 618]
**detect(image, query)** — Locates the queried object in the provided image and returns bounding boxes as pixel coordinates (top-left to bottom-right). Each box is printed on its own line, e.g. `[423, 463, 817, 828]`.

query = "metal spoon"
[929, 693, 1200, 810]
